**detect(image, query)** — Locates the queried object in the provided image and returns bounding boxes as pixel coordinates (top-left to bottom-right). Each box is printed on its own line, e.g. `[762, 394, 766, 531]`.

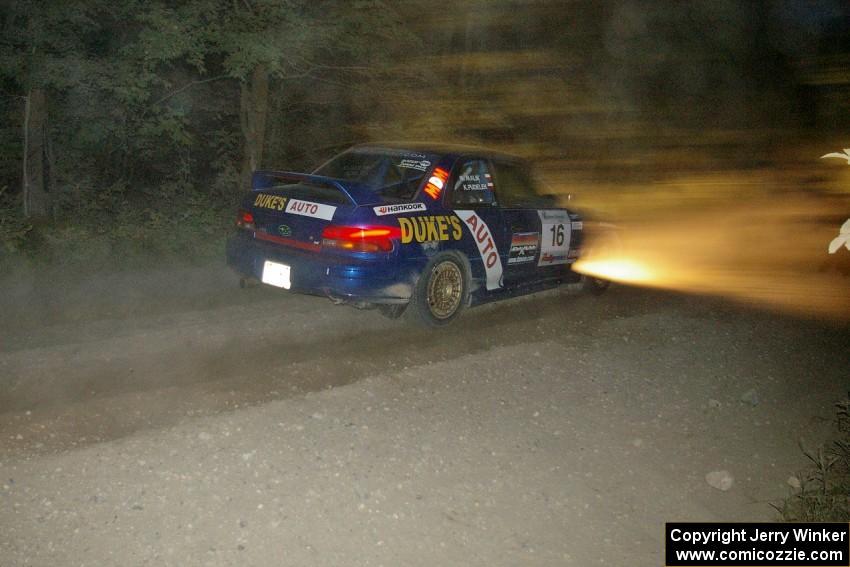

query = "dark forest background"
[2, 0, 850, 272]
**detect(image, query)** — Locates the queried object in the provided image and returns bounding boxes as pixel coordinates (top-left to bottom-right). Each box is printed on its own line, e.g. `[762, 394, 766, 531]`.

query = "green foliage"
[0, 0, 415, 272]
[777, 395, 850, 522]
[14, 179, 236, 272]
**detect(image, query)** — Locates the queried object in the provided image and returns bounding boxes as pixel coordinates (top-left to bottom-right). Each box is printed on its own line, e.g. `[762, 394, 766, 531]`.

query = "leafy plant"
[777, 394, 850, 522]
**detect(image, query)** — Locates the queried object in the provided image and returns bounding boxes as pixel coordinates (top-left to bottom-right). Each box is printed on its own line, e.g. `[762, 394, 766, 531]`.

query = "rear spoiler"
[252, 170, 360, 205]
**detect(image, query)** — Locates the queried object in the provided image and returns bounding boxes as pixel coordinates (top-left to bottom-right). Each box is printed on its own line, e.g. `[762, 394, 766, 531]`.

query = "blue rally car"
[226, 143, 597, 326]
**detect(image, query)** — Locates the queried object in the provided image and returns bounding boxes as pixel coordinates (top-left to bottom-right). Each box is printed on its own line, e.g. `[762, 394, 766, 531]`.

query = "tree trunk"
[45, 121, 57, 217]
[22, 88, 49, 219]
[239, 64, 269, 191]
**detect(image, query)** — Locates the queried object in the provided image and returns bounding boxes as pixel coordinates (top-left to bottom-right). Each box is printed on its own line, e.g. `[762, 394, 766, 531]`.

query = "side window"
[450, 159, 496, 207]
[494, 161, 546, 208]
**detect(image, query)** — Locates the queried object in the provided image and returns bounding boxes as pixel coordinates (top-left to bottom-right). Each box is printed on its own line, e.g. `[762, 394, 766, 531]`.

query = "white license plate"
[261, 260, 291, 289]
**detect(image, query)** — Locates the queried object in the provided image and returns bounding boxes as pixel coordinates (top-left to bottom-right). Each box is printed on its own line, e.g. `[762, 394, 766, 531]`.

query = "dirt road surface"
[1, 264, 847, 566]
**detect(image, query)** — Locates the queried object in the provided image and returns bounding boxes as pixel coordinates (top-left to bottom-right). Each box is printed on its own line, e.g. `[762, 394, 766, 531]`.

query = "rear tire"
[408, 252, 469, 326]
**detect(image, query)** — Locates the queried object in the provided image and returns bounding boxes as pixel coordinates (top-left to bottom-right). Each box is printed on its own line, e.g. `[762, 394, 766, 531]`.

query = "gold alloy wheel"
[426, 260, 463, 319]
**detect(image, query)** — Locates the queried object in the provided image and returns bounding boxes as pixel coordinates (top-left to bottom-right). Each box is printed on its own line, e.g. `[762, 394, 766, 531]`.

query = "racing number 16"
[537, 211, 570, 266]
[549, 223, 565, 247]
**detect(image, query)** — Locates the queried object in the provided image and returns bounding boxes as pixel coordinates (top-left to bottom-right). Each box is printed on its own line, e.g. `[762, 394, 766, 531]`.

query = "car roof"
[351, 142, 527, 164]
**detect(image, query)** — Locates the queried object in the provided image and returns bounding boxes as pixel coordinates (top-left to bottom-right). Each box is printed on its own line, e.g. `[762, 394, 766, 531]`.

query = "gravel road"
[1, 264, 847, 566]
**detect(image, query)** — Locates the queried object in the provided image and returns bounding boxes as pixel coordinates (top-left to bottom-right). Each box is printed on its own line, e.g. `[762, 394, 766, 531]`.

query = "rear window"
[313, 149, 438, 202]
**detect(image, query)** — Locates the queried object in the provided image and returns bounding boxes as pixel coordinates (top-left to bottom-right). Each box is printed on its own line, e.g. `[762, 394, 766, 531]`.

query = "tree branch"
[147, 74, 230, 111]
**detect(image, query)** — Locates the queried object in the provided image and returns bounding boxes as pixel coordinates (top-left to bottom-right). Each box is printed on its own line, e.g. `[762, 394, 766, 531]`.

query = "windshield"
[313, 148, 438, 201]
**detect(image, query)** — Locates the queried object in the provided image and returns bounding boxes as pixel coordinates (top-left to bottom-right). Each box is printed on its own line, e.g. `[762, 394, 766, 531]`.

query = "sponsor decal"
[508, 232, 539, 265]
[455, 210, 503, 290]
[398, 215, 463, 243]
[278, 224, 292, 237]
[541, 252, 569, 264]
[571, 220, 583, 231]
[285, 198, 336, 221]
[538, 209, 571, 266]
[253, 193, 287, 211]
[373, 202, 427, 216]
[398, 158, 431, 171]
[423, 167, 449, 200]
[540, 209, 570, 221]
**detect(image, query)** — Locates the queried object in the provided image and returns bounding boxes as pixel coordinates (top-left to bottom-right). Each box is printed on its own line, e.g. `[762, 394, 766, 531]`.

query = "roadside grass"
[0, 183, 237, 278]
[776, 396, 850, 522]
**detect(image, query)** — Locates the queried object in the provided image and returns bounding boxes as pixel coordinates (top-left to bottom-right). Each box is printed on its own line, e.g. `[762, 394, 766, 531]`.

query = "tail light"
[321, 225, 401, 253]
[236, 209, 255, 230]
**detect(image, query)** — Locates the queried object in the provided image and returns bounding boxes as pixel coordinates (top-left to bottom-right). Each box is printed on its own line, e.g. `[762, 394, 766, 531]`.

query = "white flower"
[829, 218, 850, 254]
[821, 149, 850, 164]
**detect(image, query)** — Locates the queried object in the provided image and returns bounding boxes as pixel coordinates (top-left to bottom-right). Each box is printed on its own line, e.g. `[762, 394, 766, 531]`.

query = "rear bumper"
[226, 231, 414, 303]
